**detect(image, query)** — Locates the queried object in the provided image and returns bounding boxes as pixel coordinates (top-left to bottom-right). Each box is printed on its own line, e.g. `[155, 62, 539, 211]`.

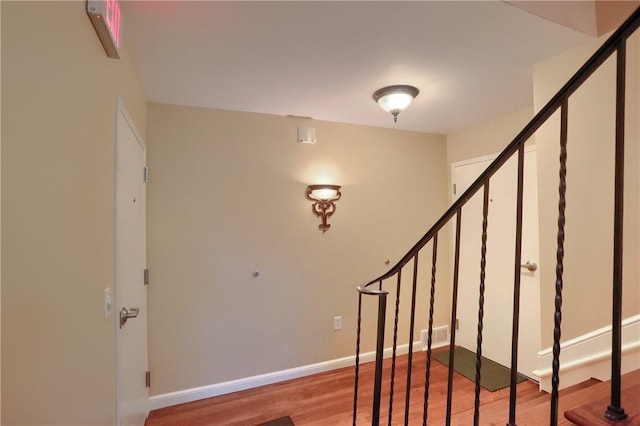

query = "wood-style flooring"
[145, 351, 634, 426]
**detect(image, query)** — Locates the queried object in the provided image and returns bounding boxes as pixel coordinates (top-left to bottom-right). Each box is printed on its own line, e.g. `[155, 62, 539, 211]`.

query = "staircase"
[450, 371, 639, 425]
[563, 370, 639, 425]
[353, 6, 640, 426]
[451, 378, 598, 425]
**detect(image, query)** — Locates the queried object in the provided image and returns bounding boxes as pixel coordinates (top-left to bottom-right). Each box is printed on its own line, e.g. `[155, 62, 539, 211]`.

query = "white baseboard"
[148, 339, 448, 411]
[532, 314, 640, 392]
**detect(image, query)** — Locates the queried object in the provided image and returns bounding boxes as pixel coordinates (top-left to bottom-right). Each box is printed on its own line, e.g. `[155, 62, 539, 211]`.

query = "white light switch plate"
[104, 287, 112, 319]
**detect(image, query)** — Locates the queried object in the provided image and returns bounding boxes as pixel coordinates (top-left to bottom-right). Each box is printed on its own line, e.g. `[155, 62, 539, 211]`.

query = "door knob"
[119, 307, 140, 328]
[520, 261, 538, 272]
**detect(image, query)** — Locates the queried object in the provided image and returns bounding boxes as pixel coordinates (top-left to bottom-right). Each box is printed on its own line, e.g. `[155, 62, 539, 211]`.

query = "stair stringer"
[532, 314, 640, 392]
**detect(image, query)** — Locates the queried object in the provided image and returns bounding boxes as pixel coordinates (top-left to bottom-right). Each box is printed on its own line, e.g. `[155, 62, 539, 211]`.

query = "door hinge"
[455, 318, 459, 330]
[144, 268, 150, 286]
[145, 371, 151, 388]
[453, 183, 457, 195]
[144, 166, 149, 183]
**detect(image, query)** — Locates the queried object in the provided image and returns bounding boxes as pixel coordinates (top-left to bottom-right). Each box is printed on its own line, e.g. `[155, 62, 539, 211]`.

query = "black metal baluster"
[507, 145, 526, 426]
[605, 39, 628, 422]
[353, 292, 363, 426]
[423, 234, 438, 426]
[446, 209, 463, 426]
[388, 270, 403, 425]
[404, 254, 419, 426]
[550, 97, 569, 425]
[473, 183, 491, 426]
[372, 293, 388, 426]
[353, 10, 640, 426]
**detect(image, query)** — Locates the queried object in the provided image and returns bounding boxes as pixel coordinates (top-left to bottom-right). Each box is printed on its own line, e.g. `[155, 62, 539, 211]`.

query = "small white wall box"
[298, 127, 317, 144]
[87, 0, 122, 59]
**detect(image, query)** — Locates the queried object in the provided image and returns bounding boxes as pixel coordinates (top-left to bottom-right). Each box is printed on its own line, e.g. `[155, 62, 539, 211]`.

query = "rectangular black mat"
[432, 346, 527, 392]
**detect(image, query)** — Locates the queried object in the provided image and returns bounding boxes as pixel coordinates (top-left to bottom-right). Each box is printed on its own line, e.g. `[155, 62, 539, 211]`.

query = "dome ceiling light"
[372, 85, 420, 123]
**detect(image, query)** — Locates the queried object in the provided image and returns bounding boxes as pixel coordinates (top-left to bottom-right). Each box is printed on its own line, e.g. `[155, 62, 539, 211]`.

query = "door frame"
[450, 145, 541, 377]
[114, 98, 148, 424]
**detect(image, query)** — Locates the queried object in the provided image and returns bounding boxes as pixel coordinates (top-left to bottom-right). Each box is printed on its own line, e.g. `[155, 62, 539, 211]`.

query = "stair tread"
[450, 371, 639, 425]
[564, 372, 640, 426]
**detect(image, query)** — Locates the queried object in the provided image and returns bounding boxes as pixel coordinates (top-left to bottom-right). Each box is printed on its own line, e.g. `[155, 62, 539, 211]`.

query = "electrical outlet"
[333, 316, 342, 331]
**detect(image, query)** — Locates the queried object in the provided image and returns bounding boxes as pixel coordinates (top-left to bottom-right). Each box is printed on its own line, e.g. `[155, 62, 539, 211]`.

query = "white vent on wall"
[298, 127, 317, 144]
[421, 325, 449, 351]
[434, 326, 448, 343]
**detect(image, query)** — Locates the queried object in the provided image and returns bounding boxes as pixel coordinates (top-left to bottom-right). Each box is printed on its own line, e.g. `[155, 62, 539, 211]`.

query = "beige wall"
[504, 1, 639, 37]
[595, 1, 640, 35]
[1, 2, 146, 425]
[534, 31, 640, 347]
[0, 1, 3, 419]
[447, 107, 533, 168]
[146, 103, 451, 395]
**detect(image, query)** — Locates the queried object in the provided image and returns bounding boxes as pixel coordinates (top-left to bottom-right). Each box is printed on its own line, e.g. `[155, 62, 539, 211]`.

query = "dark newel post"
[605, 40, 628, 422]
[353, 293, 363, 426]
[372, 294, 387, 426]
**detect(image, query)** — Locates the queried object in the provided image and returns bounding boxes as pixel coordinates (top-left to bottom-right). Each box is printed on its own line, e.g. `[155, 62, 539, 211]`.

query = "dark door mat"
[432, 346, 527, 391]
[256, 416, 295, 426]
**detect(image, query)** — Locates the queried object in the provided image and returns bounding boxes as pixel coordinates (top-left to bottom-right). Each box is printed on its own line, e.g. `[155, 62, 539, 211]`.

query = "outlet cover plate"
[333, 316, 342, 331]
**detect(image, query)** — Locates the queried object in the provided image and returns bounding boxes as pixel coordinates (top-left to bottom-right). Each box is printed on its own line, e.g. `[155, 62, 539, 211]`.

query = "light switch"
[104, 287, 112, 320]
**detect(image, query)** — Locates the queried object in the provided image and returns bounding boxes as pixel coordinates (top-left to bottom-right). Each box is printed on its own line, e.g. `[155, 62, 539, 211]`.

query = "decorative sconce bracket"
[306, 184, 342, 233]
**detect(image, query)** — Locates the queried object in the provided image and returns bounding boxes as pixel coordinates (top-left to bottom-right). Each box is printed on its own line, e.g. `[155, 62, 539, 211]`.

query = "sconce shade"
[373, 85, 419, 122]
[306, 184, 341, 233]
[307, 185, 340, 201]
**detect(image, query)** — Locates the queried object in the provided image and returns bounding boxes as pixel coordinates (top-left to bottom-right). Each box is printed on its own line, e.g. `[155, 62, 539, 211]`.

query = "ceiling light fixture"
[373, 85, 419, 123]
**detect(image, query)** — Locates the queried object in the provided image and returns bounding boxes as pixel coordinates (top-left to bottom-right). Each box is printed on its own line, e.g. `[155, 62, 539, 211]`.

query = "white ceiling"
[122, 1, 594, 134]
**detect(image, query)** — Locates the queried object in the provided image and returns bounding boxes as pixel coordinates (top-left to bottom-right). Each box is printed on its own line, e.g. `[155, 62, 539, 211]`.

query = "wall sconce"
[373, 85, 419, 122]
[306, 184, 342, 233]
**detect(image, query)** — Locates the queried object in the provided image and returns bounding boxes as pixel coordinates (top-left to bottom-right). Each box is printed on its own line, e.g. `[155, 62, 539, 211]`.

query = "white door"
[452, 147, 541, 378]
[116, 102, 148, 425]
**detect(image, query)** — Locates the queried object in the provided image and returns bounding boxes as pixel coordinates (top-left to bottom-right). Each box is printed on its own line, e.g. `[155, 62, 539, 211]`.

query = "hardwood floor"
[145, 351, 616, 425]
